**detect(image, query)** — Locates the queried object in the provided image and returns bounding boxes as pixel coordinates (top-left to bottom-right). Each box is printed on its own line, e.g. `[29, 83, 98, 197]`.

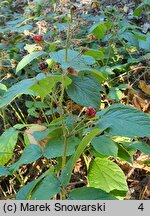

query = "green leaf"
[30, 75, 72, 101]
[16, 51, 46, 73]
[0, 165, 11, 177]
[0, 128, 19, 165]
[133, 31, 147, 41]
[52, 75, 72, 87]
[16, 168, 54, 200]
[117, 84, 128, 90]
[133, 4, 143, 16]
[0, 73, 45, 108]
[110, 189, 127, 200]
[89, 22, 107, 40]
[6, 17, 25, 25]
[15, 24, 33, 33]
[9, 144, 43, 171]
[27, 107, 39, 118]
[68, 187, 117, 200]
[96, 104, 150, 137]
[13, 124, 28, 130]
[143, 0, 150, 4]
[127, 141, 150, 155]
[120, 19, 140, 31]
[16, 181, 37, 200]
[84, 49, 104, 61]
[0, 83, 7, 91]
[107, 87, 123, 101]
[139, 35, 150, 52]
[30, 77, 55, 101]
[88, 158, 128, 193]
[32, 101, 49, 109]
[44, 136, 80, 158]
[60, 128, 101, 187]
[122, 32, 139, 48]
[91, 136, 118, 157]
[33, 129, 51, 141]
[0, 80, 34, 108]
[33, 127, 59, 141]
[88, 69, 108, 82]
[25, 101, 50, 109]
[30, 174, 61, 200]
[143, 160, 150, 164]
[66, 75, 101, 109]
[117, 145, 132, 163]
[127, 53, 150, 64]
[50, 49, 95, 71]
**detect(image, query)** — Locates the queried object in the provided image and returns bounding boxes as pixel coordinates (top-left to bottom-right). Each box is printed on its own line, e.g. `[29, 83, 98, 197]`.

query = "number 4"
[138, 203, 144, 211]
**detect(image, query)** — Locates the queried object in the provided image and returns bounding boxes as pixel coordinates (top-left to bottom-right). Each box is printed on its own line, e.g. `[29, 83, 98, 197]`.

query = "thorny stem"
[59, 72, 68, 171]
[59, 11, 75, 199]
[65, 8, 73, 62]
[61, 11, 74, 171]
[65, 23, 71, 62]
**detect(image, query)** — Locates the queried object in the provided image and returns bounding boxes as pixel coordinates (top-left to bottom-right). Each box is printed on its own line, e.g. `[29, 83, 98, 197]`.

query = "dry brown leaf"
[133, 154, 150, 172]
[130, 63, 144, 74]
[132, 94, 149, 111]
[87, 33, 96, 41]
[128, 88, 150, 113]
[139, 80, 150, 96]
[91, 1, 100, 9]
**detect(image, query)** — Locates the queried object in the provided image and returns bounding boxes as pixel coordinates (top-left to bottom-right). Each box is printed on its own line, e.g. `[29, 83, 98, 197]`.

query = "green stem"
[13, 171, 24, 187]
[65, 23, 71, 62]
[14, 100, 27, 124]
[61, 13, 74, 170]
[41, 108, 49, 124]
[9, 104, 25, 124]
[65, 11, 73, 63]
[105, 42, 112, 66]
[31, 95, 50, 124]
[49, 83, 57, 120]
[82, 153, 89, 170]
[1, 109, 7, 130]
[59, 73, 68, 170]
[67, 118, 85, 137]
[59, 11, 75, 199]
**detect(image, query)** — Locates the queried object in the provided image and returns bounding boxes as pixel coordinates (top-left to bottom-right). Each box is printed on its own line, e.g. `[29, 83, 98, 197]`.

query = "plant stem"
[14, 100, 27, 124]
[1, 109, 7, 130]
[59, 11, 75, 200]
[13, 171, 24, 187]
[9, 104, 25, 125]
[65, 23, 71, 62]
[82, 153, 89, 170]
[60, 13, 74, 171]
[59, 73, 68, 170]
[65, 10, 73, 62]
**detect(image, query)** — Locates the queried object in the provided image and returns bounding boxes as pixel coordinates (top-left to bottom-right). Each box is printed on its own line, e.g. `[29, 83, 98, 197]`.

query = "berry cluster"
[32, 34, 43, 42]
[85, 106, 96, 118]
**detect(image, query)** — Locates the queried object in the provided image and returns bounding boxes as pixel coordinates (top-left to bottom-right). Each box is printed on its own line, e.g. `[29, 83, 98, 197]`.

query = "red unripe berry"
[32, 34, 43, 42]
[85, 106, 96, 118]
